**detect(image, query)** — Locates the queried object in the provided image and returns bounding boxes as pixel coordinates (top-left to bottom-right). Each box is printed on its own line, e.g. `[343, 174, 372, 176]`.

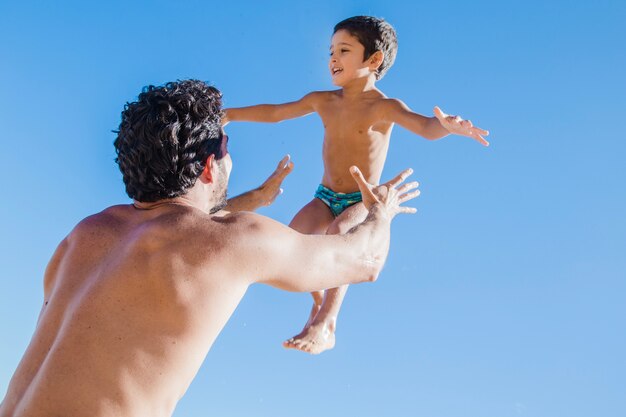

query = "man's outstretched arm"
[238, 166, 420, 292]
[224, 155, 294, 212]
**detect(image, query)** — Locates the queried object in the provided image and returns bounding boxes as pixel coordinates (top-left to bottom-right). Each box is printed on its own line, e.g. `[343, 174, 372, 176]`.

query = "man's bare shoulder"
[212, 210, 286, 236]
[66, 204, 133, 240]
[42, 205, 136, 294]
[65, 205, 289, 258]
[65, 204, 209, 248]
[213, 210, 301, 254]
[136, 208, 281, 248]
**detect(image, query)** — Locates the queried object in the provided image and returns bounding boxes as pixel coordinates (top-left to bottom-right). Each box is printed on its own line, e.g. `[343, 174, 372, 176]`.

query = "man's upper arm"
[43, 237, 69, 299]
[230, 212, 370, 292]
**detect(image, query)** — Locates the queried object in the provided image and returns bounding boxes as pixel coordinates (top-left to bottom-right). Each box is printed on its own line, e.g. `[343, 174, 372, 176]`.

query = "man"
[0, 80, 419, 417]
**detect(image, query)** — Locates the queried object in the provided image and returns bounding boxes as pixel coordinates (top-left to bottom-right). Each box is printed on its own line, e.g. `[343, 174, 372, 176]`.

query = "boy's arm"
[224, 92, 321, 124]
[223, 155, 294, 212]
[238, 167, 420, 292]
[383, 99, 490, 146]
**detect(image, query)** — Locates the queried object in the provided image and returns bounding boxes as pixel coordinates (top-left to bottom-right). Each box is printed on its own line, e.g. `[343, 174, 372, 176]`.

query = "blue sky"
[1, 1, 624, 416]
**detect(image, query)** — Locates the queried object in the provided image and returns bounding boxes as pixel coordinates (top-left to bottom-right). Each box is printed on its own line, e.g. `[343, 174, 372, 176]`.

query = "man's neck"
[133, 184, 218, 214]
[133, 198, 196, 211]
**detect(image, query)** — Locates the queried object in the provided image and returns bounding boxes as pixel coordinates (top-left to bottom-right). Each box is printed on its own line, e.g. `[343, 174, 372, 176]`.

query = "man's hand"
[434, 106, 490, 146]
[256, 155, 295, 207]
[350, 166, 420, 219]
[223, 155, 294, 213]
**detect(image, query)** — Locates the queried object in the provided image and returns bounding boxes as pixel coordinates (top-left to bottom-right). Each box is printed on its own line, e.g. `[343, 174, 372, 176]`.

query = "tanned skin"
[0, 147, 419, 417]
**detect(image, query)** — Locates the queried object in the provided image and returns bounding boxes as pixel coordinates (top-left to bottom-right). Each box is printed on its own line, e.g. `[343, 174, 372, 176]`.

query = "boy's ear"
[369, 51, 384, 70]
[199, 154, 216, 184]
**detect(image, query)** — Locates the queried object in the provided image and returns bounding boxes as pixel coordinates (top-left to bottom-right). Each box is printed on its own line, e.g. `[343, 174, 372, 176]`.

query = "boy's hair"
[334, 16, 398, 80]
[114, 79, 227, 202]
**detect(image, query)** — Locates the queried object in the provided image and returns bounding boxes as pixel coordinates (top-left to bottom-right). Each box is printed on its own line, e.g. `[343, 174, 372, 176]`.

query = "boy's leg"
[284, 202, 368, 354]
[286, 198, 335, 334]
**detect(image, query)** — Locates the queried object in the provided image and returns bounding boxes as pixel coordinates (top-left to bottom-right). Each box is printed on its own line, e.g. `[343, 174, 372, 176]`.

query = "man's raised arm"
[224, 155, 294, 212]
[237, 166, 420, 292]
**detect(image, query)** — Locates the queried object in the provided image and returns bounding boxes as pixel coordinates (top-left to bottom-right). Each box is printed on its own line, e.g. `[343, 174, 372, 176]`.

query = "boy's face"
[329, 30, 374, 86]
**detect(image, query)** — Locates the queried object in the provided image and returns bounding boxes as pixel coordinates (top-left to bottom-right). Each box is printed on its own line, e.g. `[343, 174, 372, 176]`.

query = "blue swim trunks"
[314, 184, 363, 217]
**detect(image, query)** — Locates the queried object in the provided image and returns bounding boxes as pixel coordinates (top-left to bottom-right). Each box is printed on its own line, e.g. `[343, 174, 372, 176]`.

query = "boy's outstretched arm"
[383, 99, 490, 146]
[433, 106, 490, 146]
[224, 92, 321, 124]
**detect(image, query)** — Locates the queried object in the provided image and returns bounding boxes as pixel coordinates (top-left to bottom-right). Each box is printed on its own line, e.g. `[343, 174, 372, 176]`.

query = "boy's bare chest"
[317, 100, 385, 135]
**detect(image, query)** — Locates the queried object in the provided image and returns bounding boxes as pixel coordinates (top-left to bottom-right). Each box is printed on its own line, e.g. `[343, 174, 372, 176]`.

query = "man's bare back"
[2, 205, 254, 416]
[0, 80, 419, 416]
[2, 176, 417, 416]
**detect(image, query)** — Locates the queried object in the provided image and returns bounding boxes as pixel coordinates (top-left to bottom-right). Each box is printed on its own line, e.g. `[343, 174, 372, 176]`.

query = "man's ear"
[369, 51, 384, 70]
[199, 154, 216, 184]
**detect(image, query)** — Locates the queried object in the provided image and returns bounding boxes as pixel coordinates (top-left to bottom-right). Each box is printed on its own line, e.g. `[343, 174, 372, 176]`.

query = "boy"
[224, 16, 489, 354]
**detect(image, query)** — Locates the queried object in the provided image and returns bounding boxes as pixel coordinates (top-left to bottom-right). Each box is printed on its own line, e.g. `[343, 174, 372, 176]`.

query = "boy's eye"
[341, 49, 349, 53]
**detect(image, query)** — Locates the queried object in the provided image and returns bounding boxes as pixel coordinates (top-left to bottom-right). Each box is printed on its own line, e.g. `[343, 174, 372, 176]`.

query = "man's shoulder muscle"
[213, 212, 294, 259]
[41, 206, 129, 298]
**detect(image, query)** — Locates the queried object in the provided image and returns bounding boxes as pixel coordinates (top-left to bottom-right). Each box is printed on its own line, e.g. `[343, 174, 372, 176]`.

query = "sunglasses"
[211, 132, 229, 160]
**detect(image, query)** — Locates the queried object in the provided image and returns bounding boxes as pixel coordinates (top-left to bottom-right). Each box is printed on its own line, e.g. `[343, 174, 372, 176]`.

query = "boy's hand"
[434, 106, 490, 146]
[350, 166, 420, 219]
[256, 155, 295, 206]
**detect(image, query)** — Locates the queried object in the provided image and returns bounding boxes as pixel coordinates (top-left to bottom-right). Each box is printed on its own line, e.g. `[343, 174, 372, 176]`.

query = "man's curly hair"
[114, 79, 225, 202]
[334, 16, 398, 80]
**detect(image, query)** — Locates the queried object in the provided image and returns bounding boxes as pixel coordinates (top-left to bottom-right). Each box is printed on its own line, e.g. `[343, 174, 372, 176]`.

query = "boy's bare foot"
[283, 319, 336, 355]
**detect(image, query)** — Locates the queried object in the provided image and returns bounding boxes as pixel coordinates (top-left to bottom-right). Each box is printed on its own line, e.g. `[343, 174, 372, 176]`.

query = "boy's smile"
[329, 30, 374, 87]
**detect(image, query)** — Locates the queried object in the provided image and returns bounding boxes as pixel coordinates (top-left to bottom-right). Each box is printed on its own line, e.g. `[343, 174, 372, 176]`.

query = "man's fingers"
[276, 154, 293, 171]
[350, 166, 368, 188]
[397, 206, 417, 214]
[273, 155, 294, 180]
[350, 166, 378, 200]
[276, 154, 290, 169]
[398, 190, 421, 203]
[397, 181, 419, 194]
[350, 166, 372, 192]
[385, 168, 414, 189]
